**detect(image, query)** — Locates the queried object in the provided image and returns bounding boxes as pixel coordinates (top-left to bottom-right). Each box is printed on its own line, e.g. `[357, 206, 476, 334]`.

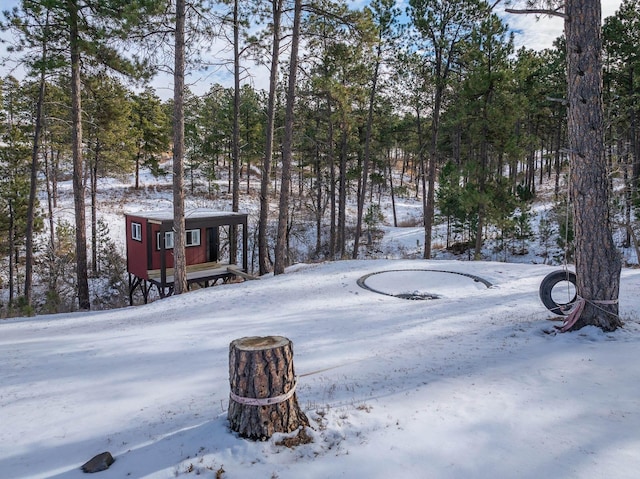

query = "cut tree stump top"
[231, 336, 289, 351]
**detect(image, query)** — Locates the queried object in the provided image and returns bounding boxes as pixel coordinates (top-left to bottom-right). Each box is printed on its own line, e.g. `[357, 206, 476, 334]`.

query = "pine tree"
[6, 0, 163, 310]
[130, 88, 170, 190]
[508, 0, 622, 331]
[408, 0, 490, 259]
[0, 77, 34, 310]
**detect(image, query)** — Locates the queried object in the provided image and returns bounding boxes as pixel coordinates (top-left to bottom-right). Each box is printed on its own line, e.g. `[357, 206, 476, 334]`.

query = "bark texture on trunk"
[172, 0, 187, 294]
[25, 61, 46, 305]
[258, 0, 283, 276]
[230, 0, 241, 264]
[565, 0, 621, 331]
[228, 336, 308, 440]
[274, 0, 302, 274]
[69, 0, 90, 310]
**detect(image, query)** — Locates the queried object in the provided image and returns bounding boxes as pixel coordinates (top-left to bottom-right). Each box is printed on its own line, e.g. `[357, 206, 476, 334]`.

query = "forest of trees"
[0, 0, 638, 327]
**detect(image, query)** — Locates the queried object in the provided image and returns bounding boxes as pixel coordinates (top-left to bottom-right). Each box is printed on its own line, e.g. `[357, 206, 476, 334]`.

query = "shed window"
[156, 231, 174, 250]
[186, 229, 201, 247]
[131, 222, 142, 242]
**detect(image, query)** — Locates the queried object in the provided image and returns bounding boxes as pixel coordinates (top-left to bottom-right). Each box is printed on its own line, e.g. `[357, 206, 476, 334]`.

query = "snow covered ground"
[2, 259, 640, 479]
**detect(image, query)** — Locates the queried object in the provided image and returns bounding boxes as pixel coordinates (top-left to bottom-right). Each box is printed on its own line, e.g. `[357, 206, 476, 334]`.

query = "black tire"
[539, 270, 577, 315]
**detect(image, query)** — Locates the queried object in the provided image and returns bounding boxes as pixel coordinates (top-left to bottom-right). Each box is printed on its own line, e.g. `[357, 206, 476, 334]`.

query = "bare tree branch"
[504, 7, 568, 20]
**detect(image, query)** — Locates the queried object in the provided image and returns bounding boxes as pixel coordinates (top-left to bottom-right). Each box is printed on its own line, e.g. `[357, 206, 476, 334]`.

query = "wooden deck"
[148, 261, 225, 283]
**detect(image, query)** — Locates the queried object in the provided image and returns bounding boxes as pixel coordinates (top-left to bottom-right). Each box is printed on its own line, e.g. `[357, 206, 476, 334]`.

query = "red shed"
[125, 208, 250, 304]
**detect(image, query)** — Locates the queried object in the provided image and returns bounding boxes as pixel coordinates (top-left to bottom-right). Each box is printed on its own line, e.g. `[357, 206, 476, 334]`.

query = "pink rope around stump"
[556, 297, 619, 333]
[230, 380, 298, 406]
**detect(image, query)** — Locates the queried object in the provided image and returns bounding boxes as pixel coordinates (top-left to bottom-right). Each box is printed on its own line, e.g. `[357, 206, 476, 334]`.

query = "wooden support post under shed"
[228, 336, 308, 440]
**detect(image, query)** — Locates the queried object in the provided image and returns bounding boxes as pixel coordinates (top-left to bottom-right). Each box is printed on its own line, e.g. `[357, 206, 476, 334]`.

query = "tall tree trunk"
[8, 200, 15, 306]
[474, 143, 487, 260]
[474, 103, 490, 260]
[338, 126, 348, 257]
[565, 0, 621, 331]
[554, 114, 563, 199]
[424, 82, 443, 259]
[172, 0, 188, 295]
[230, 0, 241, 264]
[69, 0, 90, 310]
[314, 115, 323, 256]
[416, 107, 428, 245]
[25, 33, 47, 306]
[328, 96, 336, 258]
[274, 0, 301, 275]
[52, 148, 59, 208]
[91, 148, 98, 276]
[135, 150, 141, 190]
[352, 41, 382, 259]
[44, 146, 56, 253]
[259, 0, 283, 276]
[389, 149, 397, 227]
[623, 140, 632, 247]
[630, 69, 639, 187]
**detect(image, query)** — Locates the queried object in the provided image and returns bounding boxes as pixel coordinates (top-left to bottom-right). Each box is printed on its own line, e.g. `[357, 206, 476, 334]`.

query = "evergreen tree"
[352, 0, 399, 258]
[6, 0, 163, 310]
[456, 13, 516, 258]
[0, 77, 35, 309]
[603, 0, 640, 185]
[408, 0, 490, 259]
[507, 0, 623, 331]
[130, 88, 170, 189]
[274, 0, 302, 275]
[252, 0, 286, 275]
[84, 74, 135, 275]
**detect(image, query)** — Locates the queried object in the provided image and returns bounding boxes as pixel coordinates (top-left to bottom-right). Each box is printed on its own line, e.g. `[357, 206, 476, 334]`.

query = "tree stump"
[228, 336, 308, 440]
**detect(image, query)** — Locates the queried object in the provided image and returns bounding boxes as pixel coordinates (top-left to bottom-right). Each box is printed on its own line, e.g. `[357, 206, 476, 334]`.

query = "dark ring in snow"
[539, 270, 577, 316]
[356, 269, 493, 301]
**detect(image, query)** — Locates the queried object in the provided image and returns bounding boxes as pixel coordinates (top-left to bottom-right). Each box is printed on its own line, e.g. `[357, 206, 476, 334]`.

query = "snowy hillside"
[2, 259, 640, 478]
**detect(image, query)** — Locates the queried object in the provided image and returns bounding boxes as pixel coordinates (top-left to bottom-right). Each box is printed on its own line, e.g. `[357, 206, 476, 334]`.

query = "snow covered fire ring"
[357, 269, 493, 300]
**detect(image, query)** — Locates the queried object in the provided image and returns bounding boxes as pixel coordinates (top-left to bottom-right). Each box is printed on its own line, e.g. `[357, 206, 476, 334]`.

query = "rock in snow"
[81, 451, 115, 473]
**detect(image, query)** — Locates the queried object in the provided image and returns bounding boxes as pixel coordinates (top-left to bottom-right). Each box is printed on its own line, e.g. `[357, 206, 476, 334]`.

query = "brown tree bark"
[258, 0, 283, 276]
[565, 0, 621, 330]
[25, 37, 47, 306]
[353, 36, 383, 259]
[508, 1, 623, 331]
[274, 0, 302, 275]
[69, 0, 90, 310]
[328, 96, 337, 258]
[230, 0, 241, 265]
[228, 336, 308, 440]
[172, 0, 187, 295]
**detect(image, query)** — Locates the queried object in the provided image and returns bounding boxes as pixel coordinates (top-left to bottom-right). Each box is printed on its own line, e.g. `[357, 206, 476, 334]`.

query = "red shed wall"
[186, 239, 207, 265]
[150, 223, 172, 270]
[126, 215, 149, 279]
[148, 224, 207, 270]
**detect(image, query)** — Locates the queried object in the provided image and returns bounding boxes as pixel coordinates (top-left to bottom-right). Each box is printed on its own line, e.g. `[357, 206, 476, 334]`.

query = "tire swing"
[539, 270, 577, 315]
[539, 181, 578, 316]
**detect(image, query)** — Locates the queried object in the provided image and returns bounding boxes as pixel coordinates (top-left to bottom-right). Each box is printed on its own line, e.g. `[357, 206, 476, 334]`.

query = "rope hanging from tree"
[545, 156, 621, 331]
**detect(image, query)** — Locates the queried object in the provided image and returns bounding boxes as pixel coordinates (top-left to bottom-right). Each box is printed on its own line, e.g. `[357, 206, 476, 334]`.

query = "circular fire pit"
[357, 269, 492, 300]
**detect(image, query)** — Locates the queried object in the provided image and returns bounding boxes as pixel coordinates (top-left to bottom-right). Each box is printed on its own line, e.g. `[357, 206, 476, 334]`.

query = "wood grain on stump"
[228, 336, 308, 440]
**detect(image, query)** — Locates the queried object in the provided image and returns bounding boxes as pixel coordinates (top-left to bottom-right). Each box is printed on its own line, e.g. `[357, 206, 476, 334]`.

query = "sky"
[500, 0, 624, 51]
